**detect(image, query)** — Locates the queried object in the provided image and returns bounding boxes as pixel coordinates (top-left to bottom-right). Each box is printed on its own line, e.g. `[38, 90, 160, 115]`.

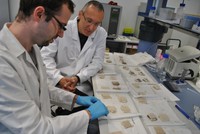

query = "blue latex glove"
[76, 96, 99, 107]
[87, 100, 109, 120]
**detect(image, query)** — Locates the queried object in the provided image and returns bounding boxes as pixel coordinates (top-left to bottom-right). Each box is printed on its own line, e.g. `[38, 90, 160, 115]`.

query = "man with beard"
[0, 0, 108, 133]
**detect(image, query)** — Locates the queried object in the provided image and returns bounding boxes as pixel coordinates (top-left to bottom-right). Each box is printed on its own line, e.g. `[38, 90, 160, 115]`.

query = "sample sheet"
[96, 92, 140, 119]
[113, 52, 138, 66]
[104, 52, 116, 65]
[129, 83, 179, 101]
[107, 118, 148, 134]
[98, 64, 117, 75]
[118, 66, 156, 84]
[148, 125, 192, 134]
[92, 74, 129, 93]
[133, 98, 184, 126]
[113, 52, 155, 66]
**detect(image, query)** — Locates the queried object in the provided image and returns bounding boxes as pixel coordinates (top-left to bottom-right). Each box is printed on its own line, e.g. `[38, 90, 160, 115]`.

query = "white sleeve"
[78, 28, 107, 83]
[0, 58, 89, 134]
[48, 81, 75, 110]
[41, 40, 63, 86]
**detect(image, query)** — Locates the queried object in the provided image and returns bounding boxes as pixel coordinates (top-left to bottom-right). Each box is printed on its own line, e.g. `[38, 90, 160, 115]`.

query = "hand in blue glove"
[76, 96, 99, 107]
[87, 100, 109, 120]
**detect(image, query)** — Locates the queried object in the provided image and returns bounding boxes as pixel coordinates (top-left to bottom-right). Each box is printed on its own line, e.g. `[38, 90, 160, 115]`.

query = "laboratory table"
[146, 66, 200, 129]
[96, 63, 200, 134]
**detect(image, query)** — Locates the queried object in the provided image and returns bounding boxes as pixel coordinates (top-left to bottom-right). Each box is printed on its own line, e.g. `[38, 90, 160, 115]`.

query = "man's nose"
[88, 24, 97, 31]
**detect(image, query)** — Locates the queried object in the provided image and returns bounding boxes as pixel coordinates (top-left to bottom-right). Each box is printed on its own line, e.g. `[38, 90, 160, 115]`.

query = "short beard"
[38, 41, 50, 48]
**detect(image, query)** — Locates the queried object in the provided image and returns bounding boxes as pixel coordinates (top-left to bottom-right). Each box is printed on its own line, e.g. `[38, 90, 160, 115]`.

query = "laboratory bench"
[146, 65, 200, 130]
[93, 52, 200, 134]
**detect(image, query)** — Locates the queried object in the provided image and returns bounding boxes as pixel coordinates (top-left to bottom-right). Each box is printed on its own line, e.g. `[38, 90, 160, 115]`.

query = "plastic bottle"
[176, 3, 185, 24]
[155, 49, 162, 63]
[149, 6, 156, 18]
[156, 54, 169, 82]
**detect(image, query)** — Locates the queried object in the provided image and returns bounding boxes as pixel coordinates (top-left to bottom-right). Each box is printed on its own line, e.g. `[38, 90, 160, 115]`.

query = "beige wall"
[8, 0, 141, 35]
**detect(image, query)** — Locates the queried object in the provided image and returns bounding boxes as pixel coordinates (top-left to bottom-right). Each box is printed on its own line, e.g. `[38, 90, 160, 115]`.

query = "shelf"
[106, 35, 139, 53]
[107, 35, 139, 44]
[142, 15, 200, 39]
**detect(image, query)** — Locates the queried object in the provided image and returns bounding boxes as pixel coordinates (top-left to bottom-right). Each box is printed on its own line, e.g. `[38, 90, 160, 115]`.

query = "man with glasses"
[41, 0, 107, 97]
[0, 0, 108, 133]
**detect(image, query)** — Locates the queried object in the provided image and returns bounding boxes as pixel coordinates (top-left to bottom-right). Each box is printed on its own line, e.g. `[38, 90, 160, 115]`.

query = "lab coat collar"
[0, 23, 38, 70]
[0, 23, 25, 58]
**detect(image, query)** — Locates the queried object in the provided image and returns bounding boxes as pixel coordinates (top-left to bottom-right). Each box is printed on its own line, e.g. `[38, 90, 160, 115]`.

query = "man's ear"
[33, 6, 45, 21]
[78, 11, 83, 18]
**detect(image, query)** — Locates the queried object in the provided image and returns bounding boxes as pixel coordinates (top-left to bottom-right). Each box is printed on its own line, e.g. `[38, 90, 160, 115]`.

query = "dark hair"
[16, 0, 75, 21]
[82, 0, 104, 12]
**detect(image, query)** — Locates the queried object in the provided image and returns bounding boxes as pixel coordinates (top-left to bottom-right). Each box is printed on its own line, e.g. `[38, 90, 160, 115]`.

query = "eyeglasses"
[82, 12, 101, 27]
[45, 8, 67, 31]
[52, 15, 67, 31]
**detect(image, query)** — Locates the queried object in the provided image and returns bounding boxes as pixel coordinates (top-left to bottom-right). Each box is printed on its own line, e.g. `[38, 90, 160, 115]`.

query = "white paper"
[129, 83, 180, 101]
[158, 84, 180, 101]
[113, 52, 139, 66]
[148, 125, 192, 134]
[92, 74, 129, 93]
[129, 83, 157, 98]
[107, 117, 148, 134]
[133, 98, 184, 126]
[130, 52, 155, 66]
[104, 52, 116, 65]
[118, 66, 156, 84]
[113, 52, 155, 66]
[96, 92, 140, 119]
[97, 64, 117, 75]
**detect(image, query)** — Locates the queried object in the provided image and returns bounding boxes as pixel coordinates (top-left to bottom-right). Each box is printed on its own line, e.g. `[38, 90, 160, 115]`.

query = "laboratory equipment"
[165, 46, 200, 79]
[176, 2, 185, 24]
[137, 20, 168, 57]
[192, 21, 200, 33]
[101, 3, 122, 38]
[149, 6, 156, 18]
[180, 18, 196, 29]
[158, 7, 175, 20]
[163, 81, 179, 92]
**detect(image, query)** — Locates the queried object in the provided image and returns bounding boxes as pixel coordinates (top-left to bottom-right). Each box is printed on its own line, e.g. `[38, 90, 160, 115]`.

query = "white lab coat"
[41, 17, 107, 95]
[0, 24, 89, 134]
